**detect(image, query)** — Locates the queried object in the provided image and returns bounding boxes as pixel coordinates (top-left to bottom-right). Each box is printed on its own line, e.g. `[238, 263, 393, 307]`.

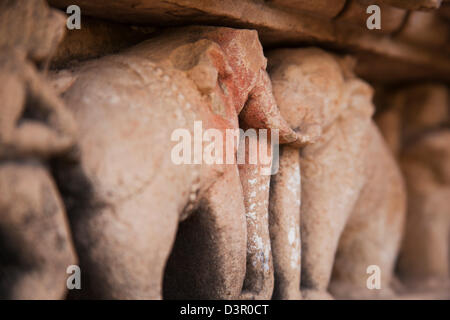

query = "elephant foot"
[238, 290, 272, 300]
[274, 289, 303, 300]
[301, 289, 334, 300]
[239, 291, 257, 300]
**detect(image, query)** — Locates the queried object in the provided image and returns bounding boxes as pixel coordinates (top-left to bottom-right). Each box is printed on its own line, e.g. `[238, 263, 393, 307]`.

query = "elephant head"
[129, 26, 300, 145]
[267, 47, 375, 147]
[266, 47, 403, 300]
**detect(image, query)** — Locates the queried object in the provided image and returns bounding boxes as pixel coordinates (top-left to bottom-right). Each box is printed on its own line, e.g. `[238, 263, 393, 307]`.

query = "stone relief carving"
[376, 84, 450, 293]
[0, 0, 77, 299]
[268, 48, 406, 299]
[50, 26, 299, 299]
[0, 0, 448, 301]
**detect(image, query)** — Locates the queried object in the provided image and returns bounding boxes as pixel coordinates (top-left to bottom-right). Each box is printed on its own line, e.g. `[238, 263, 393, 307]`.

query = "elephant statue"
[266, 48, 406, 299]
[51, 26, 300, 299]
[376, 84, 450, 293]
[0, 0, 77, 299]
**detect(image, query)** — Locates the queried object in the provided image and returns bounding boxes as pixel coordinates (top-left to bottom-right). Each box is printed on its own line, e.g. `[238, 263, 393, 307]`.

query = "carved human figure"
[0, 0, 77, 299]
[376, 84, 450, 292]
[51, 26, 300, 299]
[267, 48, 406, 299]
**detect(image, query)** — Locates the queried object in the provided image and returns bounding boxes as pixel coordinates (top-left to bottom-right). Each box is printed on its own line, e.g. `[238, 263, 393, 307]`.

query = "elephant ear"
[335, 54, 374, 119]
[343, 78, 375, 120]
[169, 39, 232, 96]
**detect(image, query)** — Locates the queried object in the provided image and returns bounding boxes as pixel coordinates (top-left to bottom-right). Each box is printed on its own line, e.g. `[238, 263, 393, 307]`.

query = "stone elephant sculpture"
[376, 84, 450, 293]
[51, 26, 300, 299]
[266, 48, 406, 299]
[0, 0, 77, 299]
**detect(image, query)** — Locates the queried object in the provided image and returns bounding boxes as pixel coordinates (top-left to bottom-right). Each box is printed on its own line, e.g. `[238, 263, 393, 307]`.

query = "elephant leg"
[0, 161, 77, 299]
[329, 175, 406, 299]
[300, 195, 349, 300]
[69, 171, 180, 300]
[164, 165, 247, 299]
[269, 145, 302, 300]
[398, 190, 450, 291]
[238, 134, 274, 300]
[300, 151, 362, 300]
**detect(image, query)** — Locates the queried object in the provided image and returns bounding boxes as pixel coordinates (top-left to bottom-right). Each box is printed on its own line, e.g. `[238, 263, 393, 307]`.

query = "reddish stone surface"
[50, 26, 295, 299]
[0, 0, 448, 301]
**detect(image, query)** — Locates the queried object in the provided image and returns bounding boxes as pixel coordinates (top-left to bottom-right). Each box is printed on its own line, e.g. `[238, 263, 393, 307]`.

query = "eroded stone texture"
[268, 48, 406, 299]
[269, 145, 302, 300]
[237, 135, 274, 300]
[1, 0, 447, 302]
[51, 26, 297, 299]
[0, 0, 77, 299]
[376, 84, 450, 293]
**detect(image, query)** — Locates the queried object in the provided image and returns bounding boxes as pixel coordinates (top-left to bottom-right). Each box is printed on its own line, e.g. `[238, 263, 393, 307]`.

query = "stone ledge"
[49, 0, 450, 84]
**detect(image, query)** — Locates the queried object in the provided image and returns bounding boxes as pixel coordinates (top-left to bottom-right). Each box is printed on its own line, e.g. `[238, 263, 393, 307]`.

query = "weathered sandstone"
[268, 48, 406, 299]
